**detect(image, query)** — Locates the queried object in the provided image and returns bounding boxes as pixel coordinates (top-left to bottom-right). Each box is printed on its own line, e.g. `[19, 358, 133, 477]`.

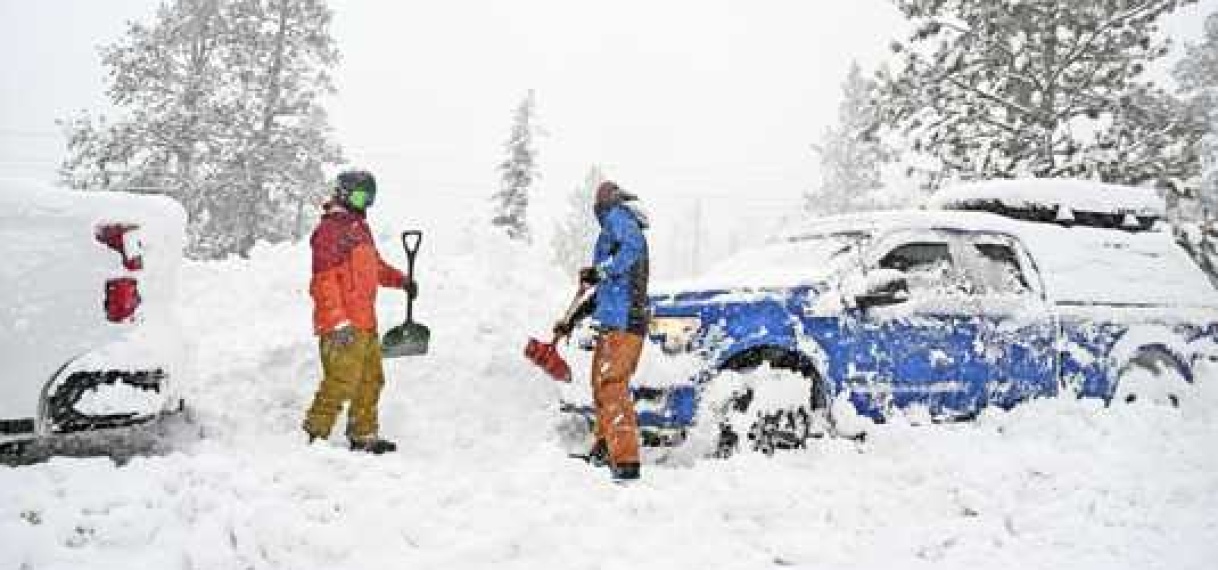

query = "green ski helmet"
[335, 169, 377, 211]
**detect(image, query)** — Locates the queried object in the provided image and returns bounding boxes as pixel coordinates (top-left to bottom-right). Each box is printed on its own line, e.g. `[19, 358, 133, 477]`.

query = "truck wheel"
[744, 404, 814, 456]
[711, 361, 829, 458]
[1114, 348, 1192, 408]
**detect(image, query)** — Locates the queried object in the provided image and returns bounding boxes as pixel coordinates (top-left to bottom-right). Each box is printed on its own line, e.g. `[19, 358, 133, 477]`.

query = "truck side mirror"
[853, 270, 909, 310]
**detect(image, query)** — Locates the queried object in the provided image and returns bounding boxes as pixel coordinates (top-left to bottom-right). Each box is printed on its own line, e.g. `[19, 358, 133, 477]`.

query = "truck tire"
[711, 348, 829, 458]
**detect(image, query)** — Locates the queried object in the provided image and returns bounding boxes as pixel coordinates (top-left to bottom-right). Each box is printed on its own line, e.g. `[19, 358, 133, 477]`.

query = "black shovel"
[382, 230, 430, 358]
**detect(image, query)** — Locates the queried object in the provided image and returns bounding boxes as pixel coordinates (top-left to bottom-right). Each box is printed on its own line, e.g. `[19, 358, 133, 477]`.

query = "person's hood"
[621, 198, 650, 229]
[596, 192, 649, 229]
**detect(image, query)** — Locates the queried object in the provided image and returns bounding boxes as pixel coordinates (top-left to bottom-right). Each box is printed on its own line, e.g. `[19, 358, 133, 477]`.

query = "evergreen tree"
[807, 62, 894, 215]
[551, 166, 603, 272]
[1176, 11, 1218, 220]
[59, 0, 342, 258]
[492, 90, 539, 242]
[876, 0, 1202, 193]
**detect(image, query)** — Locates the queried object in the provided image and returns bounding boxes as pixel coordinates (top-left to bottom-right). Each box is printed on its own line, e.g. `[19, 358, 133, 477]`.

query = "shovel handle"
[402, 231, 423, 266]
[551, 283, 596, 345]
[401, 230, 422, 323]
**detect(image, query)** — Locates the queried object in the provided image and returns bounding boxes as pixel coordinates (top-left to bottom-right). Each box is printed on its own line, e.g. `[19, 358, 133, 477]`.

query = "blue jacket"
[592, 203, 650, 334]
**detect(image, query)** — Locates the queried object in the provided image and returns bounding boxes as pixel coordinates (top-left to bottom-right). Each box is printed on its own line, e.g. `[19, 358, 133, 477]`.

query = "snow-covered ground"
[3, 222, 1218, 570]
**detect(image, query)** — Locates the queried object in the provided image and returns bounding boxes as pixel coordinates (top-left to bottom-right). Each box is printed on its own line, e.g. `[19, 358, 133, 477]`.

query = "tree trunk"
[1040, 11, 1059, 177]
[238, 0, 291, 257]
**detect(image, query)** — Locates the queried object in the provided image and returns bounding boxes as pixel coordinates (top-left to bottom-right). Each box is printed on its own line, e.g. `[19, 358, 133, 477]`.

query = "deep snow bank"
[173, 222, 575, 460]
[3, 225, 1218, 570]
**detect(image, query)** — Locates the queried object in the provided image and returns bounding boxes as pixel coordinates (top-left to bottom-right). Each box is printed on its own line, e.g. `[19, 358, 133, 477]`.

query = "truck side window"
[972, 243, 1030, 294]
[879, 242, 955, 294]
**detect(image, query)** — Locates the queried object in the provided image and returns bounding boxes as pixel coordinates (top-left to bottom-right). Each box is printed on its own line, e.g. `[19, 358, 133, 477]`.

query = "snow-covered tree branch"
[876, 0, 1203, 193]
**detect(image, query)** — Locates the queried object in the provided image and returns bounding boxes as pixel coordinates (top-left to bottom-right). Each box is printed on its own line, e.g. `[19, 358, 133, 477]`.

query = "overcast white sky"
[2, 0, 1216, 272]
[326, 0, 905, 198]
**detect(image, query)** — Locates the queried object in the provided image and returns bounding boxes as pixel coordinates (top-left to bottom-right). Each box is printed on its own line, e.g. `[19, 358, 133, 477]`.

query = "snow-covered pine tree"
[551, 166, 603, 272]
[876, 0, 1203, 193]
[1171, 10, 1218, 281]
[59, 0, 342, 259]
[492, 90, 539, 242]
[1176, 10, 1218, 221]
[807, 62, 893, 216]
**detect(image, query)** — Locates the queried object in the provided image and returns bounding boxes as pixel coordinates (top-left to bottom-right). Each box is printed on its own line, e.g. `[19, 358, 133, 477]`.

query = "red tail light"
[95, 224, 144, 271]
[105, 277, 141, 323]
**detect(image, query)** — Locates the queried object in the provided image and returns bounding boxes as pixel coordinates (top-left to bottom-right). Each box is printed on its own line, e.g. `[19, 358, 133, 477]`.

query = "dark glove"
[579, 266, 602, 286]
[403, 277, 419, 300]
[553, 320, 574, 339]
[325, 324, 356, 348]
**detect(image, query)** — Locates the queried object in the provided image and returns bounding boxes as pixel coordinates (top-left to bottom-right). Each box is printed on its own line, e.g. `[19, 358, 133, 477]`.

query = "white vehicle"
[0, 179, 187, 453]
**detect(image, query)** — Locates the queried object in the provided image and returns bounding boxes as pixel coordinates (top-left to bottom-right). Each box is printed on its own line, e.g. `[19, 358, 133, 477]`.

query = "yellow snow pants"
[304, 329, 385, 441]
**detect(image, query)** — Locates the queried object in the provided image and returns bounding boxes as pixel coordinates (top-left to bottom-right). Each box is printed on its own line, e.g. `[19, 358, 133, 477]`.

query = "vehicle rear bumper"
[42, 368, 177, 434]
[1, 387, 182, 448]
[1, 365, 179, 446]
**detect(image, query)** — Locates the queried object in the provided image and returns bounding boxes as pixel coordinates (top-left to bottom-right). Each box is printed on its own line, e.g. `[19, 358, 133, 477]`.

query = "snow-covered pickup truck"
[629, 180, 1218, 455]
[0, 179, 188, 455]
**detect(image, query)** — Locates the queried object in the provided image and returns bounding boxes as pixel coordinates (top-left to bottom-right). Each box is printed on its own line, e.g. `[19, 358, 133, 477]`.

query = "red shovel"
[525, 338, 572, 383]
[525, 284, 597, 383]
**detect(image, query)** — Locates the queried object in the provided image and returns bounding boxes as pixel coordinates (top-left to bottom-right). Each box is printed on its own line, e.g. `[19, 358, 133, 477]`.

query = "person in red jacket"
[303, 169, 416, 454]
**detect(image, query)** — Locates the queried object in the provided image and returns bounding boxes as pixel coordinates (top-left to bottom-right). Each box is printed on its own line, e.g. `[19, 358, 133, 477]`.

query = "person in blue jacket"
[555, 180, 650, 481]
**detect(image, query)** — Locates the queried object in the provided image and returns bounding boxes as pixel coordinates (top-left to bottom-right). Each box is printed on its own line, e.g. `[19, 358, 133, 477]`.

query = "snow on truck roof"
[784, 180, 1167, 240]
[927, 178, 1166, 219]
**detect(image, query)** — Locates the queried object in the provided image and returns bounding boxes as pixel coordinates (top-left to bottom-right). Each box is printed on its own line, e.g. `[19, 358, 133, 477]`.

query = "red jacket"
[310, 204, 406, 335]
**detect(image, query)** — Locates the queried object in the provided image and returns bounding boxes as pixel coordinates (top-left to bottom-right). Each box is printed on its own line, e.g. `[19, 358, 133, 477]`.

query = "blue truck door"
[959, 235, 1059, 408]
[843, 235, 981, 420]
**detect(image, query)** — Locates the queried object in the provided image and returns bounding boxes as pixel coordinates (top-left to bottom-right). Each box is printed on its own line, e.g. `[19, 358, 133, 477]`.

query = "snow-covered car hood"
[652, 272, 824, 300]
[652, 234, 855, 298]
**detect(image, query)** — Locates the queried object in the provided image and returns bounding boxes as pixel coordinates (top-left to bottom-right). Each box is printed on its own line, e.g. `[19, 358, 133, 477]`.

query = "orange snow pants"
[590, 331, 644, 466]
[304, 329, 385, 441]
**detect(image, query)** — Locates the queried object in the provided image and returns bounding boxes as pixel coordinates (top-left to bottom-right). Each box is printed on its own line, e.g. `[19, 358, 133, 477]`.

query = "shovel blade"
[525, 337, 572, 382]
[382, 322, 430, 358]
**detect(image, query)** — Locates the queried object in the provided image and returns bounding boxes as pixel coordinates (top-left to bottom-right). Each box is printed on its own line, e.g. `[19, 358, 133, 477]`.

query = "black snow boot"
[586, 439, 608, 467]
[350, 437, 397, 455]
[610, 462, 641, 482]
[569, 439, 608, 466]
[303, 425, 323, 445]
